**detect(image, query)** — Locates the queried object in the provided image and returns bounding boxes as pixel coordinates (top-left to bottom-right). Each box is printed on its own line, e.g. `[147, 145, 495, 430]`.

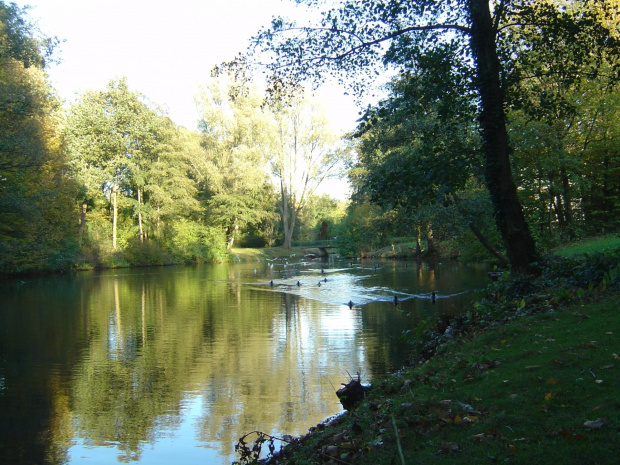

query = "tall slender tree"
[266, 89, 344, 249]
[65, 78, 200, 251]
[196, 71, 277, 250]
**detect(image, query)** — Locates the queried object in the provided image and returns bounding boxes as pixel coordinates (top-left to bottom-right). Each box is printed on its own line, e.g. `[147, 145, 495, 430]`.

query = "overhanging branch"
[271, 23, 471, 68]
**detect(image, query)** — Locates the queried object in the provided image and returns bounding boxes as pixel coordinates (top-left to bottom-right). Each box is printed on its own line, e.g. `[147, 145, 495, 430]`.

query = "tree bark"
[137, 187, 144, 243]
[280, 183, 291, 249]
[78, 201, 87, 246]
[226, 220, 238, 250]
[112, 187, 118, 250]
[560, 167, 572, 226]
[279, 182, 297, 249]
[426, 225, 436, 254]
[450, 192, 508, 265]
[467, 0, 539, 274]
[415, 225, 422, 255]
[156, 204, 161, 237]
[467, 222, 509, 266]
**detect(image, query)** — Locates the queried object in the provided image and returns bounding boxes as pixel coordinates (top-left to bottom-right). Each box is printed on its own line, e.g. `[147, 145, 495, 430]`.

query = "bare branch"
[270, 23, 470, 70]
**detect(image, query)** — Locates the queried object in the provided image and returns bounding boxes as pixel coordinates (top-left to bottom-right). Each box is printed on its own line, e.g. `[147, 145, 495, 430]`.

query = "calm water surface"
[0, 257, 491, 464]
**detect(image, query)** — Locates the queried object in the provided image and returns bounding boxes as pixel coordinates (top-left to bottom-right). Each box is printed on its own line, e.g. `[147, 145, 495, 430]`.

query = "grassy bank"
[233, 240, 620, 465]
[246, 290, 618, 464]
[231, 247, 308, 262]
[553, 235, 620, 257]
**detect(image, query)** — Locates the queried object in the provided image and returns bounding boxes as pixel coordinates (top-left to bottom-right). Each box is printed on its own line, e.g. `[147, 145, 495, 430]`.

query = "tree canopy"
[0, 1, 77, 274]
[2, 0, 620, 274]
[196, 71, 278, 250]
[249, 0, 620, 273]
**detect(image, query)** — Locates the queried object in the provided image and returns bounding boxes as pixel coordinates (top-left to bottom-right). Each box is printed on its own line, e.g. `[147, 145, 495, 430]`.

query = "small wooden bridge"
[293, 240, 336, 257]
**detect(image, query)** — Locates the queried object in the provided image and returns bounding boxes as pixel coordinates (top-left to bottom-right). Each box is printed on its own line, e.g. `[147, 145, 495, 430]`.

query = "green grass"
[248, 291, 619, 465]
[554, 235, 620, 257]
[232, 246, 308, 261]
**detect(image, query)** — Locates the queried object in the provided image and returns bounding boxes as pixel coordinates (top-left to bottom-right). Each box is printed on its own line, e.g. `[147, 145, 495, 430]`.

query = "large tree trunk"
[467, 222, 509, 266]
[450, 192, 508, 265]
[426, 225, 437, 254]
[415, 225, 422, 255]
[283, 210, 296, 249]
[280, 184, 291, 249]
[468, 0, 539, 274]
[226, 220, 238, 251]
[279, 183, 297, 249]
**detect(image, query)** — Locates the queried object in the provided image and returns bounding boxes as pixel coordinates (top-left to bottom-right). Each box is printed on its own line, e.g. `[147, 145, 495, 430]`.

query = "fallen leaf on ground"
[583, 418, 607, 430]
[441, 441, 460, 453]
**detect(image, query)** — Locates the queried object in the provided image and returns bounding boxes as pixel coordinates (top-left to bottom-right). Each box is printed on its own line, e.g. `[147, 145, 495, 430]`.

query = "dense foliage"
[250, 0, 620, 272]
[0, 1, 77, 274]
[0, 2, 348, 275]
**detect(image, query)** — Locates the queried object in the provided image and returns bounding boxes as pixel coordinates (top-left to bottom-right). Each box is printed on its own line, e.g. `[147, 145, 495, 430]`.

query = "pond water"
[0, 256, 491, 464]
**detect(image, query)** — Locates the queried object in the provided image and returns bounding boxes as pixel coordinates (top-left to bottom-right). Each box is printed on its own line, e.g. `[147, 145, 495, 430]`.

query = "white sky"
[16, 0, 361, 132]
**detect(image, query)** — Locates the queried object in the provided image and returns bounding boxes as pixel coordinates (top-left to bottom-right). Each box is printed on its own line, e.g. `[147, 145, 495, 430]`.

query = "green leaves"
[0, 1, 57, 68]
[0, 4, 77, 274]
[64, 78, 205, 254]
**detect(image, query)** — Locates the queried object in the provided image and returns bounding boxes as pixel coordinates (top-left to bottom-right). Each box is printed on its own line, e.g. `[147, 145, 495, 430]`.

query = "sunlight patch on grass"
[554, 236, 620, 257]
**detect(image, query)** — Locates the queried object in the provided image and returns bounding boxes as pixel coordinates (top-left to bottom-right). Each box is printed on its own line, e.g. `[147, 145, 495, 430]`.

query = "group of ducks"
[268, 276, 328, 287]
[267, 270, 437, 309]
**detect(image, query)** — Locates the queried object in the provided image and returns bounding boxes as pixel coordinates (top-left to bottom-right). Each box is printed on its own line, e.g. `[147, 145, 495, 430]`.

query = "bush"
[123, 240, 175, 267]
[164, 220, 229, 263]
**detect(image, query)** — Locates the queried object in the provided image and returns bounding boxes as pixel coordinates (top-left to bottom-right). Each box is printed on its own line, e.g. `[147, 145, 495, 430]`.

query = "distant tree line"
[0, 2, 348, 275]
[1, 1, 619, 275]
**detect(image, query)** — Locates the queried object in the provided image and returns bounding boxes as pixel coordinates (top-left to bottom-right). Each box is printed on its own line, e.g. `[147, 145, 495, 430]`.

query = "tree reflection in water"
[0, 259, 490, 464]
